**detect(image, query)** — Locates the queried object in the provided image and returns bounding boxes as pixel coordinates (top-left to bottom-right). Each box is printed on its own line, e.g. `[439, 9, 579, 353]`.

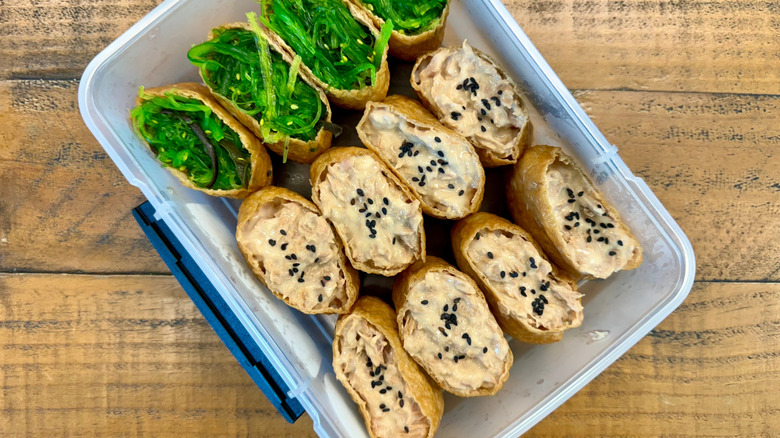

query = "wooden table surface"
[1, 0, 779, 436]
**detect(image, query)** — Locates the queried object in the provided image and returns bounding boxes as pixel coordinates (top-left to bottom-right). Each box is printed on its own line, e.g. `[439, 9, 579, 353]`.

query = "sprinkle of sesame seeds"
[487, 251, 494, 259]
[268, 239, 276, 246]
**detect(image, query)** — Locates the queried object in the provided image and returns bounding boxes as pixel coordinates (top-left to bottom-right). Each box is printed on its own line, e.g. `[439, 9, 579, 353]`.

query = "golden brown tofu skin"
[199, 23, 333, 164]
[357, 95, 485, 219]
[411, 41, 532, 167]
[263, 1, 390, 110]
[393, 257, 512, 397]
[333, 296, 444, 438]
[310, 147, 426, 276]
[452, 213, 583, 344]
[346, 1, 450, 61]
[135, 83, 273, 198]
[236, 186, 359, 314]
[507, 145, 643, 279]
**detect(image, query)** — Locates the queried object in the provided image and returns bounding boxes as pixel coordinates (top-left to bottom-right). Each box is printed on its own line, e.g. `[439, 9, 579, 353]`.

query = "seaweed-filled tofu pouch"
[130, 82, 272, 198]
[188, 18, 334, 163]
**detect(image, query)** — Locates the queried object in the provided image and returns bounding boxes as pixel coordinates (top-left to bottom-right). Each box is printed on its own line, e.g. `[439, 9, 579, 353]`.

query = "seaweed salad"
[188, 14, 325, 159]
[260, 0, 393, 91]
[359, 0, 447, 35]
[130, 87, 252, 190]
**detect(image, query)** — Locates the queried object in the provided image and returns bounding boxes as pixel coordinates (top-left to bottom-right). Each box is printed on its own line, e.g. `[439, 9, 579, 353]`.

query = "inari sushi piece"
[507, 145, 643, 279]
[187, 21, 333, 163]
[130, 82, 272, 198]
[333, 296, 444, 438]
[357, 95, 484, 219]
[188, 20, 333, 163]
[392, 256, 512, 397]
[236, 186, 359, 314]
[310, 147, 426, 276]
[452, 212, 584, 344]
[411, 41, 533, 167]
[346, 0, 450, 61]
[259, 0, 392, 109]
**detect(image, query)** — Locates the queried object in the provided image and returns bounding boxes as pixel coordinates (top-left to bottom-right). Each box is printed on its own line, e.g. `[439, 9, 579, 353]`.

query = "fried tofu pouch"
[131, 83, 272, 198]
[411, 41, 533, 167]
[346, 0, 450, 61]
[193, 22, 333, 163]
[393, 256, 512, 397]
[310, 147, 426, 276]
[507, 145, 643, 279]
[261, 0, 390, 109]
[357, 95, 484, 219]
[333, 296, 444, 438]
[452, 212, 583, 344]
[236, 186, 359, 314]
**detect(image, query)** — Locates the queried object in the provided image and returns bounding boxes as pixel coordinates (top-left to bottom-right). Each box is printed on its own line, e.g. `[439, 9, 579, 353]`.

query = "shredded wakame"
[187, 19, 325, 145]
[130, 87, 252, 190]
[359, 0, 447, 35]
[260, 0, 393, 91]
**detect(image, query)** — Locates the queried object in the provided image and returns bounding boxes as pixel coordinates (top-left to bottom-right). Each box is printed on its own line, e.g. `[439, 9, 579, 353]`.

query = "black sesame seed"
[593, 229, 600, 234]
[565, 225, 572, 230]
[413, 150, 419, 156]
[421, 300, 428, 305]
[458, 189, 465, 196]
[451, 111, 461, 120]
[285, 255, 291, 260]
[419, 182, 426, 187]
[437, 151, 444, 158]
[357, 188, 364, 196]
[375, 213, 381, 219]
[291, 254, 297, 260]
[587, 236, 592, 242]
[574, 222, 580, 227]
[281, 243, 288, 251]
[437, 353, 442, 359]
[523, 272, 527, 277]
[541, 295, 548, 304]
[381, 207, 387, 215]
[368, 198, 374, 205]
[498, 90, 503, 95]
[318, 294, 323, 302]
[578, 191, 584, 197]
[439, 327, 447, 336]
[380, 389, 386, 394]
[418, 165, 424, 173]
[487, 251, 494, 259]
[456, 84, 463, 90]
[500, 271, 506, 278]
[430, 160, 437, 166]
[443, 304, 449, 312]
[404, 426, 409, 433]
[481, 108, 487, 116]
[438, 167, 445, 174]
[400, 399, 404, 408]
[607, 223, 615, 228]
[280, 230, 287, 235]
[568, 199, 576, 203]
[321, 280, 326, 287]
[298, 278, 304, 283]
[314, 258, 319, 263]
[367, 360, 372, 368]
[452, 304, 457, 311]
[618, 240, 624, 246]
[399, 391, 403, 398]
[435, 137, 441, 143]
[412, 177, 419, 182]
[268, 239, 276, 246]
[293, 268, 299, 273]
[600, 223, 608, 228]
[309, 245, 317, 252]
[483, 347, 488, 353]
[448, 183, 455, 189]
[605, 238, 609, 244]
[567, 188, 574, 197]
[369, 235, 376, 239]
[598, 237, 605, 242]
[426, 166, 433, 172]
[454, 356, 459, 363]
[383, 408, 390, 413]
[510, 271, 519, 278]
[392, 237, 397, 245]
[481, 125, 486, 132]
[445, 346, 449, 352]
[350, 198, 356, 206]
[288, 269, 294, 276]
[379, 403, 386, 409]
[529, 257, 537, 268]
[609, 251, 617, 256]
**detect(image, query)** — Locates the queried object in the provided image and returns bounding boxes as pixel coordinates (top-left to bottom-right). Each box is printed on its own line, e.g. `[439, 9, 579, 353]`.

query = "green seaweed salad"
[187, 15, 325, 154]
[130, 88, 252, 191]
[260, 0, 393, 91]
[360, 0, 447, 35]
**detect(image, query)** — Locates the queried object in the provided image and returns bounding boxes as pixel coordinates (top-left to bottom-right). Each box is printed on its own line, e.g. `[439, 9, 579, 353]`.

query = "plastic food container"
[78, 0, 696, 436]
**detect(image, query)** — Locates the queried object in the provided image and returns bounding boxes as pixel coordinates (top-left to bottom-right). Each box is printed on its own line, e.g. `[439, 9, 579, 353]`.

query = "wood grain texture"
[0, 273, 317, 437]
[506, 0, 780, 94]
[527, 281, 780, 437]
[0, 80, 167, 274]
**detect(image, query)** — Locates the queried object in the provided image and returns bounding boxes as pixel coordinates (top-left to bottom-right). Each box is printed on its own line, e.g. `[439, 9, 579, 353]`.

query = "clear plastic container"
[78, 0, 696, 436]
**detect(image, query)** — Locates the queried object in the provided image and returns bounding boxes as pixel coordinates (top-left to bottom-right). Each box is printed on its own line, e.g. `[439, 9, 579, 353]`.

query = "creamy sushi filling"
[546, 159, 640, 277]
[399, 270, 510, 393]
[413, 41, 528, 161]
[239, 200, 347, 310]
[334, 315, 430, 438]
[467, 229, 583, 331]
[362, 106, 482, 217]
[317, 154, 423, 272]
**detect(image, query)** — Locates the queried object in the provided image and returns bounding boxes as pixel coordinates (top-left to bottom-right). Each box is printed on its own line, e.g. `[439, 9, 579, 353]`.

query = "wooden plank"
[0, 273, 317, 437]
[574, 89, 780, 281]
[0, 80, 167, 274]
[1, 275, 777, 436]
[2, 0, 779, 94]
[527, 281, 780, 437]
[505, 0, 780, 94]
[3, 79, 778, 279]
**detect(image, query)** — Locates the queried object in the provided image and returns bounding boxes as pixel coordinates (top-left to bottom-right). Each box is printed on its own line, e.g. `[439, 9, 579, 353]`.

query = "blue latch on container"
[132, 202, 305, 423]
